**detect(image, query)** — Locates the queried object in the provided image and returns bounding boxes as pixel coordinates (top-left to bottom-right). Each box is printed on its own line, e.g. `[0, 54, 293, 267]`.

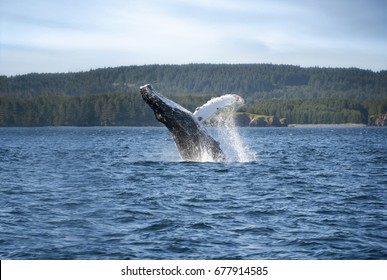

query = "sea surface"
[0, 126, 386, 259]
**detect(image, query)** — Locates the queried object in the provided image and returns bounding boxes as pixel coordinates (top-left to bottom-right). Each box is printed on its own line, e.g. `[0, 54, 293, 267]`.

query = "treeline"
[0, 64, 386, 126]
[0, 93, 216, 127]
[247, 98, 387, 125]
[1, 64, 386, 99]
[1, 93, 386, 126]
[0, 93, 153, 127]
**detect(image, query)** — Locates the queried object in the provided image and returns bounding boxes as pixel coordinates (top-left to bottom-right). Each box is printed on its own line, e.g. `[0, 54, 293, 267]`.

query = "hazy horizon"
[1, 0, 387, 75]
[1, 62, 386, 78]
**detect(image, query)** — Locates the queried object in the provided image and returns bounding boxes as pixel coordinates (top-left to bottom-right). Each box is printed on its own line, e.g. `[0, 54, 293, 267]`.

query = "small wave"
[189, 222, 213, 229]
[139, 219, 177, 232]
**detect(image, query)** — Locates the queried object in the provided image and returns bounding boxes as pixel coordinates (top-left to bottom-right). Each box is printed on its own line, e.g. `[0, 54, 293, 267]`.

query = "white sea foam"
[203, 95, 255, 163]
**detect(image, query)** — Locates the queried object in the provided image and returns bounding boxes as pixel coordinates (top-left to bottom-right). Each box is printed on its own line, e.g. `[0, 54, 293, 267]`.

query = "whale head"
[140, 84, 199, 130]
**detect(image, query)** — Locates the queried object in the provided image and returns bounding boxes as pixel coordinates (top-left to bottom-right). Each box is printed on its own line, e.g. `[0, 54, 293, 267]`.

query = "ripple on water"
[0, 127, 386, 259]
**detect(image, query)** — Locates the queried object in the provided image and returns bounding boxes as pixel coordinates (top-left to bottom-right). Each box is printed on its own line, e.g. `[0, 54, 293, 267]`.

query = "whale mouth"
[139, 84, 152, 90]
[140, 84, 171, 121]
[139, 84, 158, 106]
[140, 84, 196, 126]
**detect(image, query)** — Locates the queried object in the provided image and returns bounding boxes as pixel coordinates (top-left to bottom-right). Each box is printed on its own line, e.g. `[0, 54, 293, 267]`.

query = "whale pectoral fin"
[193, 94, 244, 123]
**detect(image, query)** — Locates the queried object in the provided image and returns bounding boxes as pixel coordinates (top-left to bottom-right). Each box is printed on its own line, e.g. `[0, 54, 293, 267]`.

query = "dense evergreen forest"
[0, 64, 386, 126]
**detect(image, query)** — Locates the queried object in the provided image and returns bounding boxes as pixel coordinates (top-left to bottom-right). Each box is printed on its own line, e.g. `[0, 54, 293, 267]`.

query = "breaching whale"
[140, 84, 243, 162]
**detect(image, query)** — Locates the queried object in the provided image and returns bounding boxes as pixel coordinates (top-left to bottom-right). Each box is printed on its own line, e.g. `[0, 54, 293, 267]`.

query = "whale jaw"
[140, 84, 226, 162]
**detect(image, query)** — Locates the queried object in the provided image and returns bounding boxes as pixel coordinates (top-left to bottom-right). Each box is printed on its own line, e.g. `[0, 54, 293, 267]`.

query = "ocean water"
[0, 126, 386, 259]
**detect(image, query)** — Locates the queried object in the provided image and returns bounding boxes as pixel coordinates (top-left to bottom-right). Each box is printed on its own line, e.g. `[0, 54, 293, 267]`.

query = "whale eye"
[198, 117, 203, 121]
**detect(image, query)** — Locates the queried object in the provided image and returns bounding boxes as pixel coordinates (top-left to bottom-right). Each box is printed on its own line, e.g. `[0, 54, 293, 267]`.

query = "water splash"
[204, 96, 255, 163]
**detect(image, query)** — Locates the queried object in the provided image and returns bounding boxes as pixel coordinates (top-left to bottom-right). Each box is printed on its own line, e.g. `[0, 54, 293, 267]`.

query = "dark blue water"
[0, 127, 386, 259]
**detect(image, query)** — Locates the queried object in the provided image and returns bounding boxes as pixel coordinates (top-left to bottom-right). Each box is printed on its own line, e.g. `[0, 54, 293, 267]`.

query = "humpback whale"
[140, 84, 244, 162]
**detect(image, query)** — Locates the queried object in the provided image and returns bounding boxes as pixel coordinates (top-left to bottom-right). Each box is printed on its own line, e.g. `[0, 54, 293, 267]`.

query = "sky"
[1, 0, 387, 75]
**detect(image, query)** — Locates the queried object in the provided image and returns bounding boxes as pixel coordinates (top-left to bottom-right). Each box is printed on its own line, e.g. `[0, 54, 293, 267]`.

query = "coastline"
[288, 123, 367, 127]
[0, 123, 373, 128]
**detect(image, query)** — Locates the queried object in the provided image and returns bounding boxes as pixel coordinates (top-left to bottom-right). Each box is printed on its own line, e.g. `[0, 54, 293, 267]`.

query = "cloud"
[1, 0, 386, 75]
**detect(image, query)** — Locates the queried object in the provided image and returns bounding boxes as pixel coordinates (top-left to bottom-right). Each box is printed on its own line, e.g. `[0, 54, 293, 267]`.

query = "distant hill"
[1, 64, 386, 100]
[0, 64, 386, 126]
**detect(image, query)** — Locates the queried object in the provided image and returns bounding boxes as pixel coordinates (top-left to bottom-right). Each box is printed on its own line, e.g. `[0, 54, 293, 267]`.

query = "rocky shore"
[232, 112, 387, 127]
[368, 113, 387, 126]
[234, 113, 288, 127]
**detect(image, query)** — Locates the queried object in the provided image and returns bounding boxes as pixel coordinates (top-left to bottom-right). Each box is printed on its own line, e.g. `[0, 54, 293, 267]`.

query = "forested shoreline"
[1, 64, 386, 126]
